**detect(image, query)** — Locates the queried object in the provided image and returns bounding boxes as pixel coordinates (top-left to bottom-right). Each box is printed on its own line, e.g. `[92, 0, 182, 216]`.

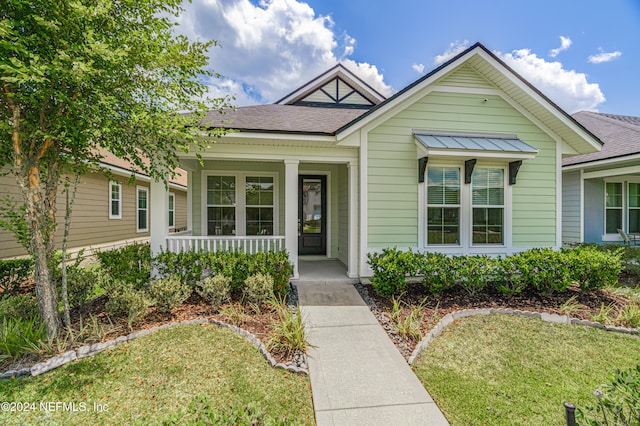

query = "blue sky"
[176, 0, 640, 116]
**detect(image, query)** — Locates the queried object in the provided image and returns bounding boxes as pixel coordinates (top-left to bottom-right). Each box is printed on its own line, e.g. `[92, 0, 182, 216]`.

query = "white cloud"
[412, 63, 425, 74]
[174, 0, 393, 105]
[434, 40, 470, 65]
[549, 36, 572, 58]
[588, 49, 622, 64]
[499, 49, 605, 112]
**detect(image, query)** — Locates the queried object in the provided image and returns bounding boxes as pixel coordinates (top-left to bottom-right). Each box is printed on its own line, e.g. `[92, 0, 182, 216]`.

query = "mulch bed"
[1, 292, 292, 372]
[361, 275, 639, 360]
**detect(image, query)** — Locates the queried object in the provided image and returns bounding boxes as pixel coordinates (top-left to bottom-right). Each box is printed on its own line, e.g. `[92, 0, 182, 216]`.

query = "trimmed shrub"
[154, 250, 205, 287]
[456, 255, 495, 296]
[66, 265, 103, 310]
[494, 255, 530, 297]
[421, 252, 459, 294]
[149, 275, 192, 314]
[0, 258, 33, 296]
[516, 248, 572, 294]
[97, 243, 150, 288]
[367, 247, 414, 296]
[196, 275, 231, 308]
[243, 273, 274, 306]
[562, 246, 623, 291]
[0, 294, 39, 321]
[104, 279, 151, 323]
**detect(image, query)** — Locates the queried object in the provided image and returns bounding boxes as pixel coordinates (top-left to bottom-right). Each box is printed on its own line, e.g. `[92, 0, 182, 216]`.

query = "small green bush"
[66, 265, 103, 310]
[149, 275, 192, 314]
[421, 252, 459, 294]
[154, 250, 205, 287]
[494, 255, 530, 297]
[456, 255, 494, 296]
[367, 247, 414, 296]
[0, 258, 33, 296]
[0, 294, 39, 321]
[97, 243, 150, 287]
[562, 246, 623, 291]
[577, 364, 640, 425]
[196, 275, 231, 308]
[243, 273, 274, 306]
[104, 279, 151, 324]
[0, 316, 45, 362]
[516, 248, 572, 294]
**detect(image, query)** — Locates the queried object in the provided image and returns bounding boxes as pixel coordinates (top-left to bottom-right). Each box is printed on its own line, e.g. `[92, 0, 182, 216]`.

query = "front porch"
[150, 156, 359, 279]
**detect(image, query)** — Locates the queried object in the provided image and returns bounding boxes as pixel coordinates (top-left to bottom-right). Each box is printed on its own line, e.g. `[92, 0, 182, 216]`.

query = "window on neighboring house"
[168, 192, 175, 229]
[245, 176, 274, 235]
[605, 182, 623, 234]
[109, 181, 122, 219]
[427, 166, 460, 245]
[472, 168, 504, 245]
[207, 175, 236, 235]
[628, 183, 640, 234]
[137, 186, 148, 232]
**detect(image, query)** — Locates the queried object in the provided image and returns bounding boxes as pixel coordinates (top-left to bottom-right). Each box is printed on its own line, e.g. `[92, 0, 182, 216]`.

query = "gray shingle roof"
[563, 111, 640, 166]
[201, 104, 367, 135]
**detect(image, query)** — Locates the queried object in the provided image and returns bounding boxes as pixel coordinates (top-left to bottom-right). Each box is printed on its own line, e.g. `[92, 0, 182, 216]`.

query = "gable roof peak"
[275, 62, 386, 108]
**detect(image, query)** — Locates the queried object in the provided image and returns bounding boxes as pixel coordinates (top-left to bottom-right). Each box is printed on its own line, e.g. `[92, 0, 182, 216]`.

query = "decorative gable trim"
[275, 63, 385, 107]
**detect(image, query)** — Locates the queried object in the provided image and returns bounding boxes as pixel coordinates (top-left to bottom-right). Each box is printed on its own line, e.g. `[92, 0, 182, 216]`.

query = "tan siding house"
[0, 165, 187, 259]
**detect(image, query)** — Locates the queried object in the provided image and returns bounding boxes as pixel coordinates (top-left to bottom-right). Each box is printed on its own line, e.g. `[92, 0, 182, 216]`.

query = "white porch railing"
[165, 234, 286, 254]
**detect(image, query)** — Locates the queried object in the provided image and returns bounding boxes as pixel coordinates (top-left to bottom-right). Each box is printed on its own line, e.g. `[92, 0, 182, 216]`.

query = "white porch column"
[347, 161, 359, 278]
[150, 178, 169, 256]
[284, 159, 299, 279]
[186, 170, 193, 231]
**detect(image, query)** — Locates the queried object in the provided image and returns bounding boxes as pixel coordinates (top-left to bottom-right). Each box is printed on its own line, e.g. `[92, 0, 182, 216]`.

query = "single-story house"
[563, 111, 640, 245]
[0, 150, 188, 259]
[150, 42, 601, 278]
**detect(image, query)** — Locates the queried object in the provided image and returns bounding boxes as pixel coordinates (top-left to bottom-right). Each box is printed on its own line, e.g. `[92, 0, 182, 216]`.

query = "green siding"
[434, 64, 497, 90]
[368, 90, 557, 248]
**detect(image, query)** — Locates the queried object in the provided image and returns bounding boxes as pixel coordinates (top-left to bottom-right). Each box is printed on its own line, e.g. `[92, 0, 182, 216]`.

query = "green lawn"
[0, 324, 314, 425]
[413, 314, 640, 425]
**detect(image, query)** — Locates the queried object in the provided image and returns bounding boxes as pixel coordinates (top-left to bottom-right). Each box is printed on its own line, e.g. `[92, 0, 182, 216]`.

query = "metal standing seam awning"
[413, 132, 539, 159]
[414, 132, 540, 185]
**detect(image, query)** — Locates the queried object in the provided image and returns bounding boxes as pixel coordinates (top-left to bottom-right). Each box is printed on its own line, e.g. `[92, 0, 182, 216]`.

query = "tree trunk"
[60, 174, 80, 327]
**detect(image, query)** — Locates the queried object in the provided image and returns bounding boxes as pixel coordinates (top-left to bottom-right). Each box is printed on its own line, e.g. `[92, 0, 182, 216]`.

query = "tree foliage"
[0, 0, 231, 336]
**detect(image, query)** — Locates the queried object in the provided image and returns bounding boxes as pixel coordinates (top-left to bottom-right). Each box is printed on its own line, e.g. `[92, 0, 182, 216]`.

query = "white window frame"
[601, 177, 640, 240]
[201, 171, 279, 237]
[168, 192, 175, 230]
[136, 186, 149, 233]
[109, 181, 122, 219]
[471, 167, 505, 246]
[426, 166, 461, 246]
[420, 161, 510, 253]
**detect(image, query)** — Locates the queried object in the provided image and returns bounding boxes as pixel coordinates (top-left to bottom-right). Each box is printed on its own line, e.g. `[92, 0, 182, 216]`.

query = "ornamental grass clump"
[268, 305, 312, 357]
[243, 273, 274, 306]
[196, 275, 231, 308]
[149, 275, 191, 314]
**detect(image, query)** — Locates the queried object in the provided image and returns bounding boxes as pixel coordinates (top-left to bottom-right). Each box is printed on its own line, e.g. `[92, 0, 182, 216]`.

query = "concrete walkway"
[298, 283, 449, 426]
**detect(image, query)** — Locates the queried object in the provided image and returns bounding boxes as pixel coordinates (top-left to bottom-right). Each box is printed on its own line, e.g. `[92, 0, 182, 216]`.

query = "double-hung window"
[605, 182, 623, 234]
[207, 175, 236, 236]
[109, 181, 122, 219]
[629, 183, 640, 233]
[168, 193, 175, 229]
[425, 165, 506, 247]
[206, 173, 277, 236]
[472, 168, 504, 244]
[245, 176, 274, 235]
[427, 167, 460, 245]
[137, 186, 149, 232]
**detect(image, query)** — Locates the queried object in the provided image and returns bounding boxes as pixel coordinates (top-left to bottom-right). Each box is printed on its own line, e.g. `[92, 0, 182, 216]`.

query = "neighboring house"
[562, 111, 640, 245]
[0, 150, 188, 259]
[150, 42, 601, 278]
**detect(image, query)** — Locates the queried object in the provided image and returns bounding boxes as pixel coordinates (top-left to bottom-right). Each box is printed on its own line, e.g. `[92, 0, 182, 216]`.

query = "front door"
[298, 175, 327, 255]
